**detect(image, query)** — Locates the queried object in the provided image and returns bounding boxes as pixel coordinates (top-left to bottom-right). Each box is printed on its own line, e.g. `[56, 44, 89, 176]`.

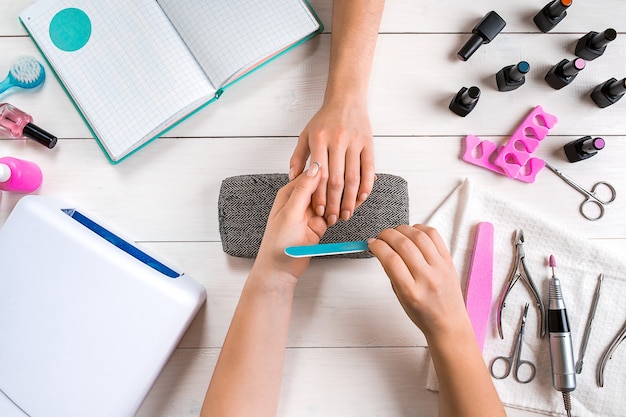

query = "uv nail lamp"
[0, 196, 206, 417]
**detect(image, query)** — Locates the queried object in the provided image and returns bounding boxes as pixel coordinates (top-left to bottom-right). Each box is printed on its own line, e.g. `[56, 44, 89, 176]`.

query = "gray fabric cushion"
[218, 173, 409, 258]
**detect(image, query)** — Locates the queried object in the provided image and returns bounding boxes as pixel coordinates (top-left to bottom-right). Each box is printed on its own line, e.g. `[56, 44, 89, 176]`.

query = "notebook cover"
[18, 0, 323, 164]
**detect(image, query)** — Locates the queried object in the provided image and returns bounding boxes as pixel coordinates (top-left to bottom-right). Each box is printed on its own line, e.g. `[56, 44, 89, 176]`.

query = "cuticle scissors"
[490, 303, 537, 384]
[544, 162, 616, 221]
[497, 229, 546, 339]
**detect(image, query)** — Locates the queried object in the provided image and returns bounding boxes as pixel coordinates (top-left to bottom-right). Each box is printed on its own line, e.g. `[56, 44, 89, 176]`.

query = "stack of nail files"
[218, 173, 409, 258]
[424, 179, 625, 417]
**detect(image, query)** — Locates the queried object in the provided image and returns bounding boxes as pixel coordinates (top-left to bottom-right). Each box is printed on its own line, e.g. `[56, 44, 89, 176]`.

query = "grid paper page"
[21, 0, 216, 161]
[157, 0, 320, 88]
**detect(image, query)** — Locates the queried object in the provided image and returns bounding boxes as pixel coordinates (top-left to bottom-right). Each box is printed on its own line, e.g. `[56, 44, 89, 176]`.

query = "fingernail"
[316, 205, 325, 216]
[367, 237, 376, 244]
[358, 193, 368, 202]
[307, 162, 320, 177]
[340, 210, 351, 221]
[288, 167, 295, 180]
[327, 215, 338, 226]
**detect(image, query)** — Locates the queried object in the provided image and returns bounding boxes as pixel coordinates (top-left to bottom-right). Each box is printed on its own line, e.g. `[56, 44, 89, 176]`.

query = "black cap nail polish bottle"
[449, 86, 481, 117]
[545, 58, 585, 90]
[591, 78, 626, 108]
[457, 11, 506, 61]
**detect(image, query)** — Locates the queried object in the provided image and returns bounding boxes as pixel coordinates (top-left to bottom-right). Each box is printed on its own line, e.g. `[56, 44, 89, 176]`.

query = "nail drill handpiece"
[548, 255, 576, 417]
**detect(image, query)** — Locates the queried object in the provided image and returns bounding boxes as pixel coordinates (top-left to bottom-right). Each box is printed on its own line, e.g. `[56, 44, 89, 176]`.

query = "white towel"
[425, 179, 626, 417]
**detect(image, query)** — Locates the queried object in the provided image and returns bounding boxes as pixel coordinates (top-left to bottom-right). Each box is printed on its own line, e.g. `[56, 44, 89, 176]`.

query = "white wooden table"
[1, 1, 625, 416]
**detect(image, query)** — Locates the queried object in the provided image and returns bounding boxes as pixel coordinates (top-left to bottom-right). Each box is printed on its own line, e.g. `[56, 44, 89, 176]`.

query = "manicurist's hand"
[290, 100, 375, 227]
[254, 162, 328, 282]
[368, 224, 469, 341]
[369, 224, 507, 417]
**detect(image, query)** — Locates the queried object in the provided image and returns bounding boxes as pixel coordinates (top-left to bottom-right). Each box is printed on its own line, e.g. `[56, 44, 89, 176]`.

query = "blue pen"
[284, 240, 370, 258]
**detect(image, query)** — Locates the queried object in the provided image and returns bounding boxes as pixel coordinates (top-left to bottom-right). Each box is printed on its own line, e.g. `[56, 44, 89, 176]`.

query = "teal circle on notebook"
[49, 8, 91, 52]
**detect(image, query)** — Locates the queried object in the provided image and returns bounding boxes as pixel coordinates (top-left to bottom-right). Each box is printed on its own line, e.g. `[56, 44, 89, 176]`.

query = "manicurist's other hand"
[201, 164, 328, 417]
[254, 163, 328, 283]
[369, 224, 507, 417]
[368, 224, 469, 342]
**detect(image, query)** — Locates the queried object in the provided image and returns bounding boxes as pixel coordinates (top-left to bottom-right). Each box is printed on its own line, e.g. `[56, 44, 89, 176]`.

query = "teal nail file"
[285, 240, 370, 258]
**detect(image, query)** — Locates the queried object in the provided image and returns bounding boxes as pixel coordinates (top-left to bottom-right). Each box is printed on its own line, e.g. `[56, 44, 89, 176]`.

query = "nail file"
[464, 222, 494, 352]
[285, 240, 369, 258]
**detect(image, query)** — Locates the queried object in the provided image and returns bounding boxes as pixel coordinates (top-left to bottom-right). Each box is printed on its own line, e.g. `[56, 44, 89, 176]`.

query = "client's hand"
[290, 101, 375, 227]
[368, 224, 469, 342]
[254, 163, 328, 283]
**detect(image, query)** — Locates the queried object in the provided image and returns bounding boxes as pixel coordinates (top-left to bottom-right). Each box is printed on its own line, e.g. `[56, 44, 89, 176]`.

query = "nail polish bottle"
[533, 0, 572, 33]
[591, 77, 626, 108]
[575, 29, 617, 61]
[0, 156, 43, 193]
[496, 61, 530, 92]
[457, 11, 506, 62]
[564, 136, 605, 162]
[0, 103, 57, 149]
[545, 58, 585, 90]
[449, 86, 481, 117]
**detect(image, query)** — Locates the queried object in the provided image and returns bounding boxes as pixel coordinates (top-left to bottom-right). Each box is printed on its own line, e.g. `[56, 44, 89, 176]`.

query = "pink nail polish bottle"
[0, 156, 43, 193]
[0, 103, 57, 149]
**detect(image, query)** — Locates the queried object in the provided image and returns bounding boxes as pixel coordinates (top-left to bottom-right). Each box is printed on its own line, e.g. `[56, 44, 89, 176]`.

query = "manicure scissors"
[497, 230, 546, 339]
[544, 162, 616, 221]
[490, 304, 536, 383]
[597, 317, 626, 387]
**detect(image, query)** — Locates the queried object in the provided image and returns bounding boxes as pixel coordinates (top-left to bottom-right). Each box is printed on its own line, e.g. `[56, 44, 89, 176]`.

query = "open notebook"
[20, 0, 322, 163]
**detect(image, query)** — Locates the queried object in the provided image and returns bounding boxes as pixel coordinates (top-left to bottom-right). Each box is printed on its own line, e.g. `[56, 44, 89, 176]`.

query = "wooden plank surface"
[1, 1, 624, 416]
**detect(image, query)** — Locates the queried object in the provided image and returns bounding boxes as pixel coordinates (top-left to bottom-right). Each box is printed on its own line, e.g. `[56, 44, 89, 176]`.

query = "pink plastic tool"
[464, 222, 494, 352]
[0, 156, 42, 193]
[461, 134, 503, 174]
[492, 106, 558, 178]
[513, 157, 546, 183]
[461, 105, 558, 183]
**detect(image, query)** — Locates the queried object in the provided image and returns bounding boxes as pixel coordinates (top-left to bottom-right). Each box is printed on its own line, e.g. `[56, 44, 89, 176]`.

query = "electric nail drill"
[548, 255, 576, 417]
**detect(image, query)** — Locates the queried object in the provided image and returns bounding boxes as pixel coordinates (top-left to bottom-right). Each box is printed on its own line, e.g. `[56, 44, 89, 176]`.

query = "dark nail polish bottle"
[564, 136, 605, 162]
[575, 29, 617, 60]
[533, 0, 572, 33]
[496, 61, 530, 92]
[457, 11, 506, 61]
[449, 86, 481, 117]
[590, 77, 626, 108]
[545, 58, 585, 90]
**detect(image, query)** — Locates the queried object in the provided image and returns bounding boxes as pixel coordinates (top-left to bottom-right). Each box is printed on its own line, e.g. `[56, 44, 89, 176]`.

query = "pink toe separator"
[461, 106, 558, 183]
